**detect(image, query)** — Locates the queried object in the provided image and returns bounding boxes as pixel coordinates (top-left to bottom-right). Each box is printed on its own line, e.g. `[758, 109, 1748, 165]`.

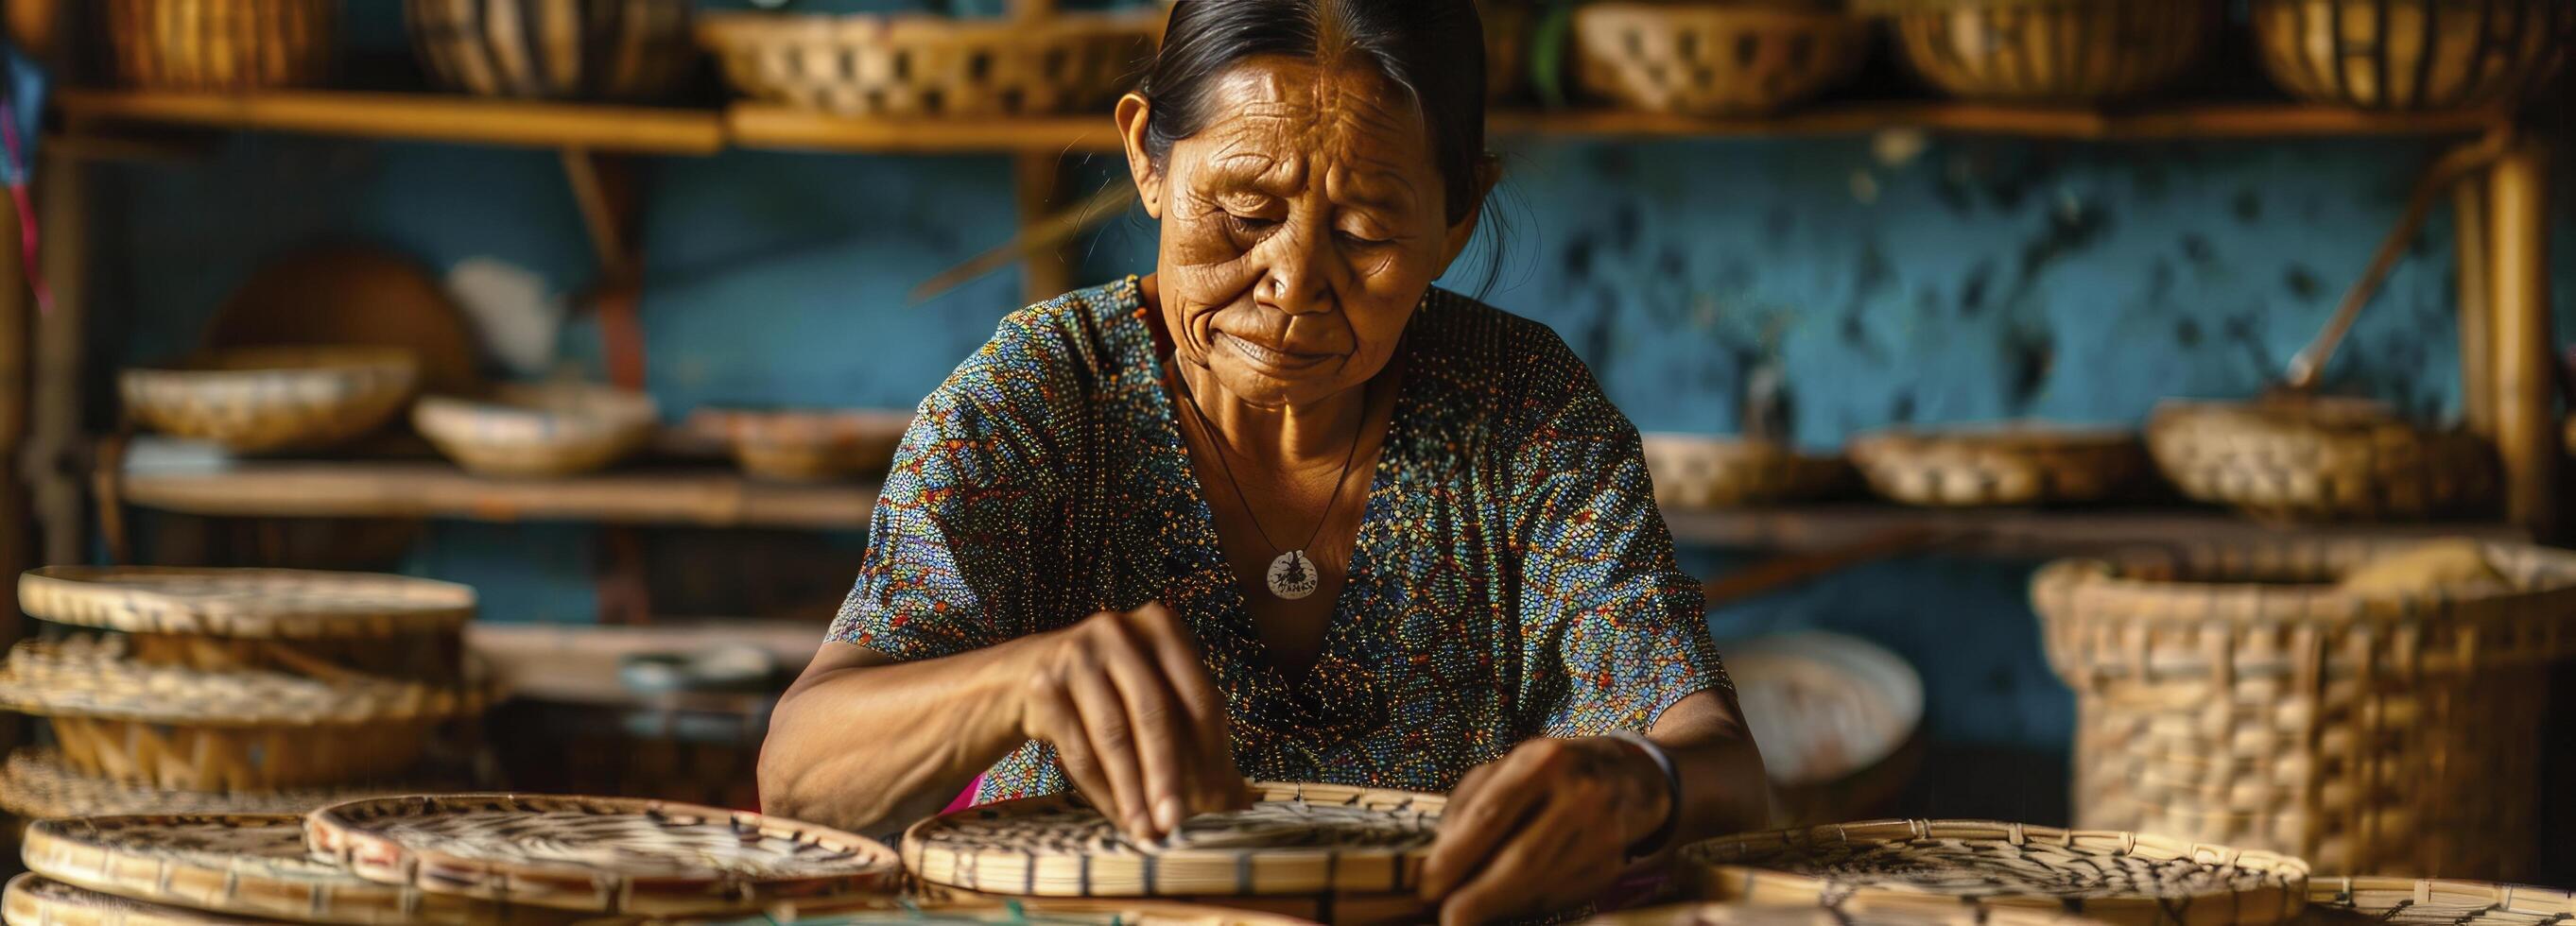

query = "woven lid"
[1680, 819, 2310, 926]
[22, 815, 563, 926]
[0, 636, 492, 727]
[304, 794, 903, 916]
[2308, 877, 2576, 925]
[0, 748, 454, 821]
[20, 566, 475, 640]
[2, 874, 264, 926]
[904, 781, 1443, 899]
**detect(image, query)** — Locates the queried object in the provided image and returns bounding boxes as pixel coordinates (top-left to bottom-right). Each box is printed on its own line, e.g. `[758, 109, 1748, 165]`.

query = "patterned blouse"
[831, 278, 1728, 804]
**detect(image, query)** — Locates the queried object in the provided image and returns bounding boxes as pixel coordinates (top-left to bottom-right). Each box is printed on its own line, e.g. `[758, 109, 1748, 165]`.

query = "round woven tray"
[2, 875, 260, 926]
[2146, 397, 2496, 522]
[119, 347, 419, 454]
[1640, 435, 1851, 508]
[1846, 423, 2144, 506]
[1678, 819, 2309, 926]
[304, 794, 903, 916]
[2307, 877, 2576, 925]
[699, 10, 1159, 118]
[1586, 901, 2109, 925]
[0, 748, 454, 821]
[413, 383, 660, 478]
[751, 895, 1325, 925]
[21, 566, 474, 640]
[22, 815, 555, 926]
[906, 781, 1443, 900]
[1573, 2, 1868, 116]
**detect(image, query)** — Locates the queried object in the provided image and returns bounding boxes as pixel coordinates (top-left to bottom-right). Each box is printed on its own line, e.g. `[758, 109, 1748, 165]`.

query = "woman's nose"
[1253, 234, 1333, 317]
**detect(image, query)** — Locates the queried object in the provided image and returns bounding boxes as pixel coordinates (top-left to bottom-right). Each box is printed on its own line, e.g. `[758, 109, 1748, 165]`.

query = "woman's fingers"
[1420, 749, 1548, 899]
[1024, 682, 1121, 831]
[1132, 602, 1246, 814]
[1094, 620, 1196, 834]
[1063, 662, 1154, 838]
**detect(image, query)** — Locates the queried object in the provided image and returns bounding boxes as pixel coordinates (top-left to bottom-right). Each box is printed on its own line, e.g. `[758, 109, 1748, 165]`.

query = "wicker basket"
[2253, 0, 2573, 111]
[1678, 819, 2310, 926]
[105, 0, 337, 92]
[413, 383, 658, 479]
[20, 566, 474, 683]
[1864, 0, 2215, 103]
[1846, 422, 2145, 507]
[1586, 902, 2111, 925]
[4, 875, 253, 926]
[0, 748, 454, 820]
[1639, 435, 1851, 507]
[1727, 632, 1924, 827]
[120, 347, 419, 454]
[1574, 2, 1867, 116]
[2146, 397, 2497, 522]
[2031, 539, 2576, 881]
[407, 0, 696, 101]
[2308, 877, 2576, 925]
[22, 815, 548, 926]
[701, 408, 912, 483]
[698, 9, 1159, 118]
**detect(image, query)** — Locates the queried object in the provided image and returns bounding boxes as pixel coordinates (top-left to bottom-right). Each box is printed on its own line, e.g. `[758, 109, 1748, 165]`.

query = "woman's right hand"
[1016, 601, 1251, 840]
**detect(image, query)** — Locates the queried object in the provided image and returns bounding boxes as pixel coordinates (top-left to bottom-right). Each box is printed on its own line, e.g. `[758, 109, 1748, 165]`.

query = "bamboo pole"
[27, 149, 87, 566]
[2488, 141, 2556, 539]
[2454, 173, 2496, 438]
[1014, 153, 1071, 305]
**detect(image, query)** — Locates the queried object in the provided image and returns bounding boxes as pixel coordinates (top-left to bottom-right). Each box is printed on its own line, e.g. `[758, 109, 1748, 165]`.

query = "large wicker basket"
[1640, 435, 1851, 508]
[412, 383, 658, 479]
[1574, 2, 1868, 116]
[105, 0, 337, 92]
[407, 0, 697, 101]
[2253, 0, 2573, 111]
[2147, 397, 2496, 522]
[2031, 539, 2576, 881]
[699, 10, 1159, 118]
[1864, 0, 2215, 103]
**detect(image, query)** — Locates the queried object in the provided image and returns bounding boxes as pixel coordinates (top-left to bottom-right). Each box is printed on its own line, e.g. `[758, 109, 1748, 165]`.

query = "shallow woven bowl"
[1640, 434, 1851, 507]
[1865, 0, 2215, 103]
[1575, 2, 1869, 116]
[2146, 397, 2497, 522]
[414, 382, 658, 478]
[106, 0, 337, 92]
[407, 0, 697, 101]
[1846, 422, 2144, 507]
[705, 407, 912, 482]
[1727, 632, 1924, 825]
[2253, 0, 2572, 111]
[120, 347, 419, 454]
[699, 10, 1159, 118]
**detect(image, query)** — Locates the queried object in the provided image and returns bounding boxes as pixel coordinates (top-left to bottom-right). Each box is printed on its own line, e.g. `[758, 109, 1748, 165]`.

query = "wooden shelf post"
[1015, 152, 1073, 305]
[26, 148, 87, 567]
[2488, 139, 2556, 539]
[2454, 170, 2496, 439]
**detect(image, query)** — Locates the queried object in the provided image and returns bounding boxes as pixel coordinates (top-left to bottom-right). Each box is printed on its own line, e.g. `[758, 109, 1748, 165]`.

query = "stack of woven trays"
[0, 567, 493, 820]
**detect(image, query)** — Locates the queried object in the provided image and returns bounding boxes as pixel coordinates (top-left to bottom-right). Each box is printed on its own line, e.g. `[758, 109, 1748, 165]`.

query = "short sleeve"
[1505, 333, 1729, 738]
[827, 308, 1081, 660]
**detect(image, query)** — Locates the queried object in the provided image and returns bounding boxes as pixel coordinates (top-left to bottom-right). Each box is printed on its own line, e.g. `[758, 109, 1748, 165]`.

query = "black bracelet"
[1603, 730, 1681, 859]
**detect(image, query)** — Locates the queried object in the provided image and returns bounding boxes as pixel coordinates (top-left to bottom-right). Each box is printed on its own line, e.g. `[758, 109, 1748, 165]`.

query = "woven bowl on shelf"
[1639, 435, 1851, 508]
[4, 875, 254, 926]
[1862, 0, 2216, 103]
[2031, 539, 2576, 880]
[1679, 819, 2310, 926]
[2253, 0, 2573, 111]
[1845, 422, 2145, 507]
[1574, 1, 1868, 116]
[120, 347, 419, 454]
[2146, 397, 2496, 522]
[406, 0, 697, 101]
[413, 382, 659, 479]
[0, 748, 453, 821]
[699, 10, 1160, 118]
[700, 407, 912, 483]
[105, 0, 337, 92]
[1727, 632, 1924, 827]
[23, 815, 545, 926]
[2307, 877, 2576, 925]
[20, 566, 473, 682]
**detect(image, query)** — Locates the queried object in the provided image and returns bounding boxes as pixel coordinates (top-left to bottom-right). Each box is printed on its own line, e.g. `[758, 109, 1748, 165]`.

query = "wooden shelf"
[116, 461, 876, 529]
[1661, 504, 2524, 555]
[56, 90, 728, 155]
[1492, 102, 2515, 142]
[725, 104, 1122, 154]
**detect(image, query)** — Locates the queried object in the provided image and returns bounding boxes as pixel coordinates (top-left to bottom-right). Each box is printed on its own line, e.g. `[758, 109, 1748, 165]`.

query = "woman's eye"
[1226, 212, 1280, 232]
[1336, 229, 1390, 247]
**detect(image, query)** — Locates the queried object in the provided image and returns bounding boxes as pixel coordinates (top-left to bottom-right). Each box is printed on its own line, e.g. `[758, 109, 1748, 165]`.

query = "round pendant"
[1265, 549, 1320, 600]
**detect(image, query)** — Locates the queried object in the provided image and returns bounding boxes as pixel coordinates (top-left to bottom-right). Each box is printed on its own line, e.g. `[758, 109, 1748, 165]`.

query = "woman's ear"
[1115, 93, 1165, 219]
[1439, 154, 1502, 266]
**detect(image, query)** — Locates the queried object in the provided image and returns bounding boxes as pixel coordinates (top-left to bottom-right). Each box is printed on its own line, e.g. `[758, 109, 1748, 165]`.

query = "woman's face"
[1119, 57, 1482, 409]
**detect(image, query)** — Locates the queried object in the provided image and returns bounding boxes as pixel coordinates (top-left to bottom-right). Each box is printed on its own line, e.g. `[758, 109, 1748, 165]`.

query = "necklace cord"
[1171, 362, 1365, 557]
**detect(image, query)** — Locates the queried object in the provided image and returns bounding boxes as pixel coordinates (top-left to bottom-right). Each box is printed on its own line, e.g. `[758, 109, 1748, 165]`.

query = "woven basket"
[699, 10, 1159, 118]
[2308, 877, 2576, 924]
[1679, 819, 2310, 926]
[305, 794, 904, 916]
[0, 748, 453, 821]
[413, 383, 658, 479]
[407, 0, 696, 101]
[22, 815, 549, 926]
[1864, 0, 2215, 103]
[104, 0, 337, 92]
[1846, 423, 2145, 507]
[747, 895, 1329, 926]
[21, 566, 474, 682]
[1640, 435, 1851, 508]
[1586, 901, 2111, 925]
[2253, 0, 2573, 111]
[120, 347, 419, 454]
[2146, 397, 2497, 522]
[1728, 632, 1924, 827]
[701, 407, 911, 483]
[3, 875, 256, 926]
[2031, 539, 2576, 880]
[1574, 2, 1868, 116]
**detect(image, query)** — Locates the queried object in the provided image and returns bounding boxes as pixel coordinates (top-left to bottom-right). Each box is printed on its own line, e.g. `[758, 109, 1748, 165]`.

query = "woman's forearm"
[1651, 688, 1772, 845]
[757, 638, 1042, 835]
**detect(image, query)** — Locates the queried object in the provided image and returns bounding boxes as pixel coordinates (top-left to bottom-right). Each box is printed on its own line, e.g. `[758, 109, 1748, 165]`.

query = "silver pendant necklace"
[1173, 366, 1364, 601]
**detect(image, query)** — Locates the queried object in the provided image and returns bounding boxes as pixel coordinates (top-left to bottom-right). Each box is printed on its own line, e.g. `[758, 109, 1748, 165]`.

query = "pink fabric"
[940, 776, 984, 815]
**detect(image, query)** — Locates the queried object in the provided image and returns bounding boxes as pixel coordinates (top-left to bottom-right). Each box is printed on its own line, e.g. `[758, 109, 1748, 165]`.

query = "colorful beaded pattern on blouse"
[832, 278, 1728, 804]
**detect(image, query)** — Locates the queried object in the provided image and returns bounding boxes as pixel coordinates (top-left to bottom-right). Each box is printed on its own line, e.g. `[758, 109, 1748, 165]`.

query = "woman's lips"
[1215, 331, 1336, 373]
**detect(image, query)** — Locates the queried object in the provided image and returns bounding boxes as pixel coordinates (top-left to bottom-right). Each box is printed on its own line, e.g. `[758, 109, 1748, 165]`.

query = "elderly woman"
[761, 1, 1766, 920]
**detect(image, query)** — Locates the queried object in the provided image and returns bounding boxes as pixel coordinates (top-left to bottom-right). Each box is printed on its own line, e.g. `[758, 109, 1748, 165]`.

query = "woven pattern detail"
[407, 0, 696, 101]
[2253, 0, 2573, 111]
[19, 566, 474, 641]
[1846, 425, 2143, 507]
[1574, 3, 1866, 116]
[2308, 877, 2576, 925]
[118, 348, 418, 454]
[411, 384, 658, 478]
[105, 0, 337, 92]
[699, 11, 1158, 118]
[3, 874, 262, 926]
[22, 815, 543, 926]
[1640, 436, 1851, 508]
[0, 636, 487, 727]
[1888, 0, 2215, 102]
[2031, 540, 2576, 880]
[0, 749, 445, 820]
[2148, 399, 2498, 521]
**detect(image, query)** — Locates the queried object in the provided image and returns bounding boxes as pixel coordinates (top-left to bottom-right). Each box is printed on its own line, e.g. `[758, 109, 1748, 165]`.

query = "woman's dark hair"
[1135, 0, 1491, 229]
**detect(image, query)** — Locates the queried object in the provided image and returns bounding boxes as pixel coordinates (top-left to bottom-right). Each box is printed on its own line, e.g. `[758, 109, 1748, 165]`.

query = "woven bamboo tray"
[304, 794, 903, 916]
[1846, 423, 2144, 507]
[0, 748, 450, 820]
[120, 347, 419, 454]
[699, 10, 1160, 118]
[105, 0, 337, 92]
[2307, 877, 2576, 925]
[1574, 2, 1868, 116]
[1640, 435, 1851, 508]
[21, 566, 473, 681]
[2031, 539, 2576, 880]
[407, 0, 697, 101]
[1860, 0, 2214, 103]
[1585, 901, 2109, 925]
[2, 875, 259, 926]
[700, 408, 912, 483]
[906, 781, 1441, 900]
[22, 815, 559, 926]
[2253, 0, 2572, 111]
[2146, 397, 2497, 522]
[748, 895, 1323, 925]
[414, 383, 659, 479]
[1679, 819, 2309, 926]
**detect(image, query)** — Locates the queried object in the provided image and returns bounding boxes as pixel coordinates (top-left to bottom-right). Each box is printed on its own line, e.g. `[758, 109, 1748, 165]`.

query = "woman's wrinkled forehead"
[1182, 58, 1435, 207]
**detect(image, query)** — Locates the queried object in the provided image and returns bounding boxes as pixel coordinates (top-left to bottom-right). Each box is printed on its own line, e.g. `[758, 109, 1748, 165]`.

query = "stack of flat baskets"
[0, 566, 493, 820]
[2031, 539, 2576, 881]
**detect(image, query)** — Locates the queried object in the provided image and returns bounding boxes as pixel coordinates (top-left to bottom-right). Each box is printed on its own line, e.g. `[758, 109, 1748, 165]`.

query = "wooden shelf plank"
[726, 104, 1120, 154]
[1661, 504, 2524, 555]
[1492, 103, 2514, 142]
[57, 90, 728, 155]
[118, 461, 876, 528]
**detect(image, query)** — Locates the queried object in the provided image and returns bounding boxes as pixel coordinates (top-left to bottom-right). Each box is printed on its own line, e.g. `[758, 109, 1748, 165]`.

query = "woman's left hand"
[1419, 736, 1671, 925]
